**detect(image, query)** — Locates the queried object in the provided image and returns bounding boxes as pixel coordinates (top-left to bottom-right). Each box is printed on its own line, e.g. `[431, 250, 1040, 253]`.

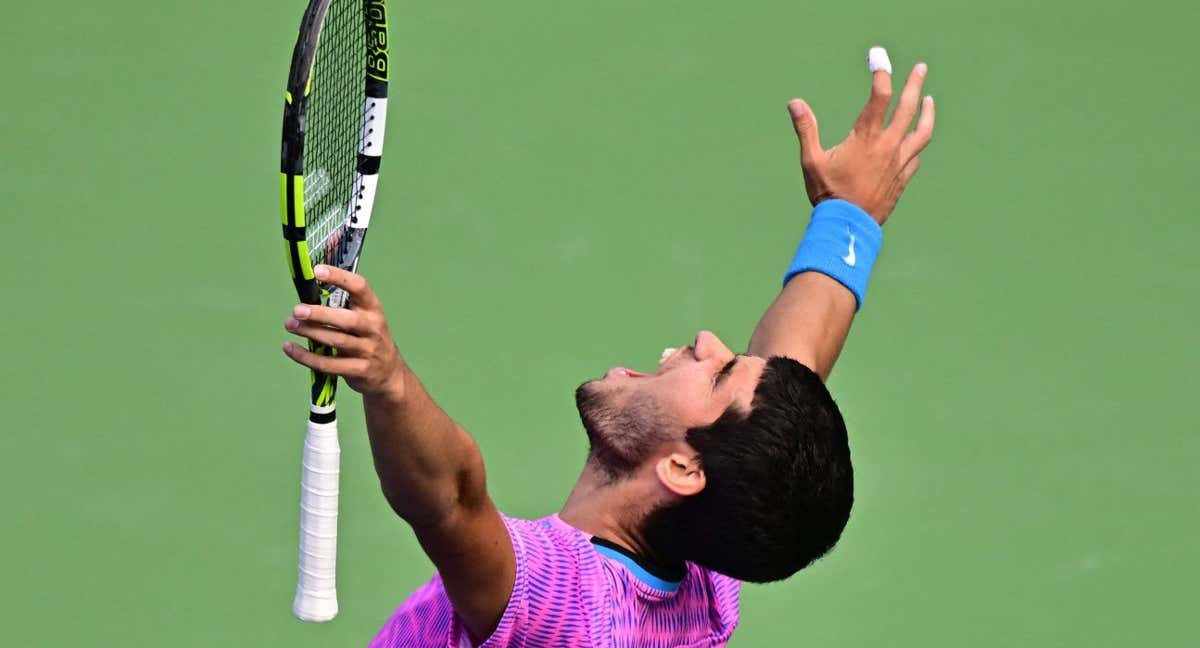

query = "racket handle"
[293, 408, 340, 622]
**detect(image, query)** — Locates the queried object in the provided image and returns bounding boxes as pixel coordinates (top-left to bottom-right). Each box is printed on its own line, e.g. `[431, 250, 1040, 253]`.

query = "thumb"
[787, 99, 823, 163]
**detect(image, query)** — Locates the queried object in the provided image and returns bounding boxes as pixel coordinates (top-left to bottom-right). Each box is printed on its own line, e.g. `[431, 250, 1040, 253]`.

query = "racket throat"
[310, 371, 339, 411]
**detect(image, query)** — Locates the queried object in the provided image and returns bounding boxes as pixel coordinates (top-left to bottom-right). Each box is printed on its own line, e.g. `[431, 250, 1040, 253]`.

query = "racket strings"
[303, 0, 368, 272]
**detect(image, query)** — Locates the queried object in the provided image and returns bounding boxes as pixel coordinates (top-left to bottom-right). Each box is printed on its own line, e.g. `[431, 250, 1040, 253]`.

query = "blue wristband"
[783, 199, 883, 310]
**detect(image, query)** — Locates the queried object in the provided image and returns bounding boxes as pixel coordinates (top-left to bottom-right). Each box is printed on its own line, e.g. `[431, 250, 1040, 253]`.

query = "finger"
[292, 303, 369, 334]
[282, 341, 369, 377]
[285, 317, 368, 355]
[854, 47, 894, 133]
[899, 155, 921, 185]
[787, 99, 823, 163]
[900, 95, 936, 161]
[314, 264, 381, 310]
[888, 63, 928, 135]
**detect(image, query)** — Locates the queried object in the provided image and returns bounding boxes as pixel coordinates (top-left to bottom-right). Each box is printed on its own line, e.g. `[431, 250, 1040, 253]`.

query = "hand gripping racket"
[279, 0, 389, 622]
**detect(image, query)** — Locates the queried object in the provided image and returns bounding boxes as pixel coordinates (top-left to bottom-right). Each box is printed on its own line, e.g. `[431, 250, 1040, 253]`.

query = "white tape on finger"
[868, 47, 892, 74]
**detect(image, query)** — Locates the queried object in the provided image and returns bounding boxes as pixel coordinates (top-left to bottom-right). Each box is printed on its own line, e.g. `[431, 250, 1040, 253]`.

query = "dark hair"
[643, 356, 853, 582]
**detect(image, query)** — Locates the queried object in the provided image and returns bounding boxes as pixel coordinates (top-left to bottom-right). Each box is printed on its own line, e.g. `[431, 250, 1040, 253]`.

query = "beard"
[575, 380, 669, 481]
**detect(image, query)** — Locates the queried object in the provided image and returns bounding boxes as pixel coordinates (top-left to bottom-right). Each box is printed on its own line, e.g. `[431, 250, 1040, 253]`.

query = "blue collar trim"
[592, 543, 683, 592]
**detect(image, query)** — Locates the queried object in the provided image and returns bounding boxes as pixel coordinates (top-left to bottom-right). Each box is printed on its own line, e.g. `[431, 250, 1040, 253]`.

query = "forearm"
[748, 271, 856, 380]
[364, 363, 488, 528]
[748, 199, 882, 380]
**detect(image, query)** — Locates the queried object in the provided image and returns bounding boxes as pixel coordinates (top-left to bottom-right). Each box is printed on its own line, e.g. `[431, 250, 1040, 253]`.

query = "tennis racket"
[279, 0, 389, 623]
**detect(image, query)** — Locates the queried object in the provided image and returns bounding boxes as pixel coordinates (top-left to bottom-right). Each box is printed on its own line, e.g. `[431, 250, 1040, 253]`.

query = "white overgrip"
[293, 409, 340, 622]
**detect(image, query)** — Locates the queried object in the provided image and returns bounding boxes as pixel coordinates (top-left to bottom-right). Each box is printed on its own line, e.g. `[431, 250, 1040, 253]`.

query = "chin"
[574, 380, 607, 434]
[574, 381, 668, 481]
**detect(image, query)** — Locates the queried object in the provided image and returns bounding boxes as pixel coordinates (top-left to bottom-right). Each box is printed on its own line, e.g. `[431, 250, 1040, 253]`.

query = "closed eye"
[713, 357, 738, 389]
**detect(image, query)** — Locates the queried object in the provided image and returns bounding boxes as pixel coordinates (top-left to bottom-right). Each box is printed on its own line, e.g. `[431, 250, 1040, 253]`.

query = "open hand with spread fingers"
[788, 47, 935, 225]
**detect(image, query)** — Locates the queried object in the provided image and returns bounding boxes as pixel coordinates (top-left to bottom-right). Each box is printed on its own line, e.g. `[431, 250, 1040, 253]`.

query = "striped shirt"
[369, 514, 741, 647]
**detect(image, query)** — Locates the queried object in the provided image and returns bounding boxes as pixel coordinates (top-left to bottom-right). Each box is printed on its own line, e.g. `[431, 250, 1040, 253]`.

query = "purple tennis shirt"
[368, 514, 741, 647]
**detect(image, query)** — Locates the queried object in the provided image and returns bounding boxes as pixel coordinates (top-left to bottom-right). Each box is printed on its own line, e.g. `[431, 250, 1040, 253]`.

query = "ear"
[655, 451, 706, 497]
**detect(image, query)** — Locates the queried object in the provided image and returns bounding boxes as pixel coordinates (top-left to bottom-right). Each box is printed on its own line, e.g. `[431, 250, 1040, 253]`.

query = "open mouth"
[604, 367, 650, 380]
[604, 347, 683, 381]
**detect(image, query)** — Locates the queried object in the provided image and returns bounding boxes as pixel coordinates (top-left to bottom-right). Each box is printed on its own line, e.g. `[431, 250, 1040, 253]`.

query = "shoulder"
[504, 515, 592, 561]
[502, 515, 604, 591]
[687, 565, 741, 643]
[696, 566, 741, 605]
[371, 515, 608, 648]
[478, 515, 611, 647]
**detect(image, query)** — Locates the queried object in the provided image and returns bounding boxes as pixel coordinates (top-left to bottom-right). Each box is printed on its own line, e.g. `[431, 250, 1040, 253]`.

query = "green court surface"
[3, 0, 1197, 645]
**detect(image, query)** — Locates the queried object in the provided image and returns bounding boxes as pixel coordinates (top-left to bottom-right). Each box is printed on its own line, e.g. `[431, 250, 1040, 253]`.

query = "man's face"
[575, 330, 766, 475]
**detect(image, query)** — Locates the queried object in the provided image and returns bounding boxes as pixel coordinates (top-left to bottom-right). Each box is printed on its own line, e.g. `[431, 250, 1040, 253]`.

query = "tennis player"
[283, 47, 935, 647]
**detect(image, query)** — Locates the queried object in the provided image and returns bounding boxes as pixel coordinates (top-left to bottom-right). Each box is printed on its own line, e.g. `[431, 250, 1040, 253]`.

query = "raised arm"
[749, 50, 935, 378]
[282, 265, 513, 642]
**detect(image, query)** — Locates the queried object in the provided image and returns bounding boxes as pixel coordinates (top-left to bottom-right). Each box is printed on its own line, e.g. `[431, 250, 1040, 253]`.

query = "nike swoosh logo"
[842, 230, 857, 267]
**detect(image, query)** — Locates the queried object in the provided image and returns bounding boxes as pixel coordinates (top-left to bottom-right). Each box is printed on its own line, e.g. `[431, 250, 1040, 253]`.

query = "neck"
[559, 461, 661, 560]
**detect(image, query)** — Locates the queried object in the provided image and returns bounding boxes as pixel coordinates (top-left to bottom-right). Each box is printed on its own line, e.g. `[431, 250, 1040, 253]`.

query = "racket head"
[280, 0, 390, 405]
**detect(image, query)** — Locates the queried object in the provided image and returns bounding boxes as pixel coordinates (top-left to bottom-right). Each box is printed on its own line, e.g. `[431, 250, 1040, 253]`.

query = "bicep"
[410, 442, 516, 643]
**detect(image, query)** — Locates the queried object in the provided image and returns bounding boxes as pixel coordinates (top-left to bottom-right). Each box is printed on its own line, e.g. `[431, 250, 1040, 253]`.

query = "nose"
[693, 330, 734, 362]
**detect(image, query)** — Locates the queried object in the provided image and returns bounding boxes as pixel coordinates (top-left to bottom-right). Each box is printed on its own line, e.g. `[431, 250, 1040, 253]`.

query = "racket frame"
[279, 0, 390, 623]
